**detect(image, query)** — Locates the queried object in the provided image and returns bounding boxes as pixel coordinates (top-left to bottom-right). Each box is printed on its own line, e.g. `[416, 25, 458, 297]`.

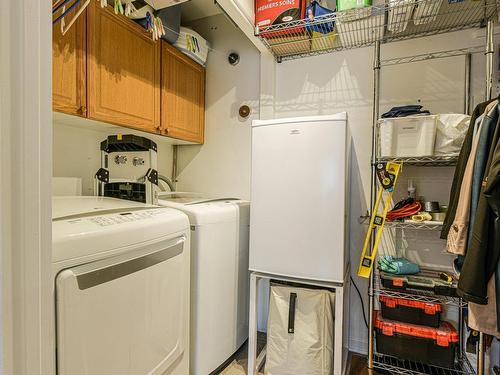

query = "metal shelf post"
[475, 17, 495, 375]
[465, 53, 472, 115]
[368, 40, 381, 371]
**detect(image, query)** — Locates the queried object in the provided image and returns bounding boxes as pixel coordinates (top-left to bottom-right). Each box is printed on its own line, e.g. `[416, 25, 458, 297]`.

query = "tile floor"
[217, 340, 377, 375]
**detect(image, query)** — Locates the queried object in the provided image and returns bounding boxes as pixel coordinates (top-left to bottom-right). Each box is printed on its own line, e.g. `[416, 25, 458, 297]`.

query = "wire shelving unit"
[255, 0, 498, 62]
[358, 1, 497, 374]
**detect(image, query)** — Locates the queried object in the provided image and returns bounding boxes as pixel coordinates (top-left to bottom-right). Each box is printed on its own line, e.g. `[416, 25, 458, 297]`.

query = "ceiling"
[180, 0, 221, 22]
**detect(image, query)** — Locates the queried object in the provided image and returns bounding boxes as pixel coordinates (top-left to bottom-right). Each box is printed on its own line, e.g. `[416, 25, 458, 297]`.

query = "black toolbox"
[375, 311, 458, 368]
[379, 296, 442, 327]
[379, 271, 458, 297]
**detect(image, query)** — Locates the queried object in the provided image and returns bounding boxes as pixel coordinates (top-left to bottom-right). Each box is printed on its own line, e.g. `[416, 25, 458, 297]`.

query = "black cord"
[350, 276, 369, 329]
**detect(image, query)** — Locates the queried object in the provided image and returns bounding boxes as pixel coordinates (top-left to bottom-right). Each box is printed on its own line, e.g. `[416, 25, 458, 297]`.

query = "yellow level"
[357, 162, 402, 278]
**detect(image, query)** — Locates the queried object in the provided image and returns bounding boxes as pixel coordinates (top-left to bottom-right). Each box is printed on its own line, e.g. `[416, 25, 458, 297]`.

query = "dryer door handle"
[59, 235, 186, 290]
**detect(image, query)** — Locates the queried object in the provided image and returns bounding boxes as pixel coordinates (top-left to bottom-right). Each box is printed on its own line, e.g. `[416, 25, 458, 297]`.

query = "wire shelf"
[372, 269, 464, 306]
[373, 353, 476, 375]
[373, 283, 466, 306]
[385, 220, 444, 230]
[256, 0, 498, 61]
[375, 155, 459, 166]
[380, 45, 484, 66]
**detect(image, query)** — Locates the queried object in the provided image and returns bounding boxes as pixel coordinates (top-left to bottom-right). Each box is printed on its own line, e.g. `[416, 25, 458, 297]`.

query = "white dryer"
[52, 196, 190, 375]
[157, 193, 250, 375]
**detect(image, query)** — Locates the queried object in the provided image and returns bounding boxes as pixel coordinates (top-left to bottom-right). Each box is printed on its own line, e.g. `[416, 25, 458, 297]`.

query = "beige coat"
[468, 275, 500, 337]
[447, 102, 497, 254]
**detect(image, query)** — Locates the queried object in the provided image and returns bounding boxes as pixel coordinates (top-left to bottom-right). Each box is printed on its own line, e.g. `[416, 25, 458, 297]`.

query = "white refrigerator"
[250, 113, 350, 283]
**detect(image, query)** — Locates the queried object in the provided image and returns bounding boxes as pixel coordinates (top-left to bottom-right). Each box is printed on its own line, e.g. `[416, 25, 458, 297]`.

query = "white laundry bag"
[265, 285, 335, 375]
[434, 114, 471, 156]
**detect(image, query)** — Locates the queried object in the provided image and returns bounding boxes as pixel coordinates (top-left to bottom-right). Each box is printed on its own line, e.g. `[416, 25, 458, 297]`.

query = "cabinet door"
[52, 11, 86, 116]
[161, 42, 205, 144]
[87, 2, 160, 133]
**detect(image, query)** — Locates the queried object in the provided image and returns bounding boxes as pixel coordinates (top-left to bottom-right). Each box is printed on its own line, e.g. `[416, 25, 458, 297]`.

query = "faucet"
[158, 174, 175, 192]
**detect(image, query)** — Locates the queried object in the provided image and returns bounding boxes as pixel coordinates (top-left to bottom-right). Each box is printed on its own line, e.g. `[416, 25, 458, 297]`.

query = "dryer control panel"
[86, 210, 162, 227]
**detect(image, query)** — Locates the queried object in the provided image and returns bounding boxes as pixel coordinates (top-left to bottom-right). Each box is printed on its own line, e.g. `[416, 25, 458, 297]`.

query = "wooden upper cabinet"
[52, 10, 86, 116]
[161, 42, 205, 144]
[87, 2, 160, 133]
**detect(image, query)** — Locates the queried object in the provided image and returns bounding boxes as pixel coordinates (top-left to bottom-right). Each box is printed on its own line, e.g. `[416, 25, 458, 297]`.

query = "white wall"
[177, 14, 261, 200]
[234, 0, 255, 23]
[273, 30, 490, 354]
[1, 0, 53, 373]
[53, 115, 175, 196]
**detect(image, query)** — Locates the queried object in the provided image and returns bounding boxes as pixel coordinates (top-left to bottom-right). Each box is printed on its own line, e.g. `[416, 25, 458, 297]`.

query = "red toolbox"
[379, 296, 442, 327]
[374, 311, 458, 368]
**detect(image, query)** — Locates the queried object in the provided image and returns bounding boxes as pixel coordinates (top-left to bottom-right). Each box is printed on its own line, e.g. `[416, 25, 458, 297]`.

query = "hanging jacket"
[446, 112, 485, 254]
[441, 99, 497, 239]
[458, 103, 500, 304]
[497, 258, 500, 331]
[448, 102, 498, 254]
[468, 104, 499, 248]
[468, 275, 500, 337]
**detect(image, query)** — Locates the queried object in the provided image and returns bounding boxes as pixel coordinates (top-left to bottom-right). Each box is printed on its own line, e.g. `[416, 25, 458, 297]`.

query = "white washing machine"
[52, 196, 190, 375]
[157, 192, 250, 375]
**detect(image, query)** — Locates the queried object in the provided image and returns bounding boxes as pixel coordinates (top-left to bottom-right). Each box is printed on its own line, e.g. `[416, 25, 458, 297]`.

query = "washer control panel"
[86, 210, 162, 227]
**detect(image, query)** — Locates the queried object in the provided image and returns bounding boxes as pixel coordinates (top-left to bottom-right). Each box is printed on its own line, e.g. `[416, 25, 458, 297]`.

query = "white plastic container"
[413, 0, 443, 25]
[379, 115, 438, 157]
[265, 285, 335, 375]
[174, 27, 210, 66]
[387, 0, 415, 33]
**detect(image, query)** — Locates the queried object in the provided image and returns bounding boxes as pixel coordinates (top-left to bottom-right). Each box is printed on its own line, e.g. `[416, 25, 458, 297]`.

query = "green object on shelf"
[336, 0, 372, 11]
[378, 255, 420, 275]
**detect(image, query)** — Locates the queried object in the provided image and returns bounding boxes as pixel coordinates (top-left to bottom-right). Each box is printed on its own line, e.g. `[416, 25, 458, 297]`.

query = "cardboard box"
[256, 0, 306, 37]
[268, 33, 311, 56]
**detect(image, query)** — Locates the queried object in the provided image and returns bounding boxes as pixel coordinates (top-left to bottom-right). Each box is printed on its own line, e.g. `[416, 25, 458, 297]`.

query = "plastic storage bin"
[379, 115, 438, 157]
[379, 296, 442, 327]
[413, 0, 444, 25]
[375, 311, 458, 368]
[380, 271, 458, 297]
[387, 0, 415, 33]
[266, 285, 335, 375]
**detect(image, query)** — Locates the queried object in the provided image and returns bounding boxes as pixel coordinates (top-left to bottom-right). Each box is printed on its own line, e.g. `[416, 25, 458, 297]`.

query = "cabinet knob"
[78, 106, 87, 115]
[155, 126, 161, 133]
[164, 128, 169, 134]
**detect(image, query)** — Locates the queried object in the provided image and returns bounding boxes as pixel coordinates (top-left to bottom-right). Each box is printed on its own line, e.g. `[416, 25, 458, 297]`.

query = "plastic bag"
[306, 0, 335, 34]
[434, 114, 471, 156]
[266, 285, 335, 375]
